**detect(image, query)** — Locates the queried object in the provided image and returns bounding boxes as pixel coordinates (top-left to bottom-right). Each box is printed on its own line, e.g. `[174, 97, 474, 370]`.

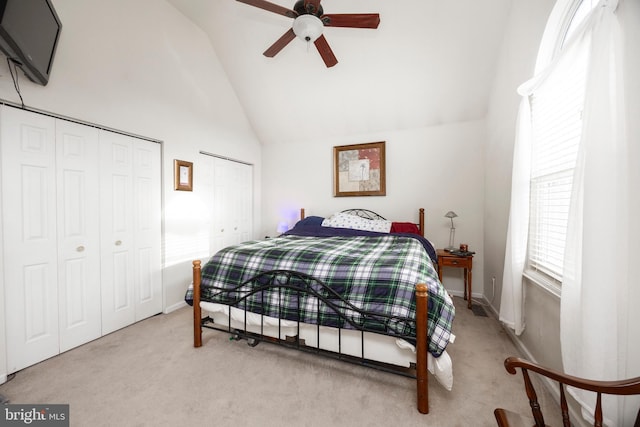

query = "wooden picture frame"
[174, 159, 193, 191]
[333, 141, 386, 197]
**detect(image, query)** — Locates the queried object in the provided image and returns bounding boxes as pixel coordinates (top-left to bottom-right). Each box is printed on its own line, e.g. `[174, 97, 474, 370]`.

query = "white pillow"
[321, 212, 392, 233]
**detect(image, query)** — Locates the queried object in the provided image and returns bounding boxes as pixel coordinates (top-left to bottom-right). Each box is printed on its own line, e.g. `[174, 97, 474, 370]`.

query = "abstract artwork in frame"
[333, 141, 386, 197]
[174, 159, 193, 191]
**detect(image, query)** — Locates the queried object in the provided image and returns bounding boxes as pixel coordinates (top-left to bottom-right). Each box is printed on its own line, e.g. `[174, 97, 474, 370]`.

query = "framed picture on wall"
[174, 159, 193, 191]
[333, 141, 386, 197]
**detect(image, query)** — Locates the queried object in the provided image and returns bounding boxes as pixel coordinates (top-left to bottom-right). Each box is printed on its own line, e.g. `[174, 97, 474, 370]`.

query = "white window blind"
[527, 47, 587, 282]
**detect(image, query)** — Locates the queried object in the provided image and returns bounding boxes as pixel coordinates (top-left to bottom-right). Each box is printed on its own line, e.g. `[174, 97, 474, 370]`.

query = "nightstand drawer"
[439, 256, 471, 268]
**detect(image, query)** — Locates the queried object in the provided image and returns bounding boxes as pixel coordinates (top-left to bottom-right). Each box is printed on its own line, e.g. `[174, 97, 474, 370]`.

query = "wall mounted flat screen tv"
[0, 0, 62, 86]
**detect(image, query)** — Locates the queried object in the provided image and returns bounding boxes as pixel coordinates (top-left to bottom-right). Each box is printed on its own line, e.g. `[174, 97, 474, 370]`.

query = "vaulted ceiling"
[167, 0, 513, 145]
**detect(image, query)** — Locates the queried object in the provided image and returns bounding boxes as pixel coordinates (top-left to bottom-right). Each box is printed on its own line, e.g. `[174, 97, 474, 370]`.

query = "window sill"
[522, 270, 562, 299]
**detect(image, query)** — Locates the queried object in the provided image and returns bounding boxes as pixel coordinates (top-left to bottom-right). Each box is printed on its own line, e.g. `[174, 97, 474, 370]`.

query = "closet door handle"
[115, 240, 122, 246]
[76, 246, 85, 252]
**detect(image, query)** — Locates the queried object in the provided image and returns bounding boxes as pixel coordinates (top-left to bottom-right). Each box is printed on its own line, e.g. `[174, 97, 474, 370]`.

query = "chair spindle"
[559, 384, 570, 427]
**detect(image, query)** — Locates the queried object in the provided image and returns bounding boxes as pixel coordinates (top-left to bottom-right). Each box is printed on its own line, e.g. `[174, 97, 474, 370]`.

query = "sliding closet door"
[56, 120, 101, 352]
[1, 107, 59, 373]
[132, 140, 161, 322]
[99, 131, 135, 335]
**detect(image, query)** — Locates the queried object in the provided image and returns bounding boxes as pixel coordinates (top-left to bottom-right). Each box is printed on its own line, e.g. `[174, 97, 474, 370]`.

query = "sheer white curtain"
[499, 98, 531, 336]
[560, 1, 640, 425]
[502, 0, 640, 423]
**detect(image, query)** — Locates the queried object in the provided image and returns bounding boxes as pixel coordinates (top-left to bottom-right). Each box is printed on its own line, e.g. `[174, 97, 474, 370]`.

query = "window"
[526, 0, 598, 283]
[563, 0, 600, 47]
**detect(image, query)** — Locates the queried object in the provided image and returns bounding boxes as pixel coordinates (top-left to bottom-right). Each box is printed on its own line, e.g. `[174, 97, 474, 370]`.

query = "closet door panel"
[227, 161, 252, 244]
[56, 120, 101, 352]
[99, 131, 135, 335]
[237, 163, 253, 243]
[211, 158, 231, 254]
[132, 140, 161, 321]
[1, 107, 59, 373]
[209, 157, 253, 253]
[227, 163, 242, 245]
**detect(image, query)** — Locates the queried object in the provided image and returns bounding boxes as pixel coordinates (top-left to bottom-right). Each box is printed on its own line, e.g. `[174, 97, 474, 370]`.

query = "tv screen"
[0, 0, 62, 86]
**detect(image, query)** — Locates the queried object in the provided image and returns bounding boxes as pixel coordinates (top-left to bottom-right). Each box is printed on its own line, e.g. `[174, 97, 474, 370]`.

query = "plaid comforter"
[186, 235, 455, 357]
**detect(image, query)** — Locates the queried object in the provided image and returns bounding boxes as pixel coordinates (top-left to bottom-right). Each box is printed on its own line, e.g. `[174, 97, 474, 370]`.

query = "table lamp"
[444, 211, 458, 250]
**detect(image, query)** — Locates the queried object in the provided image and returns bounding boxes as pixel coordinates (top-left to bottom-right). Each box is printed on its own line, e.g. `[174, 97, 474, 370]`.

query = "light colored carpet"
[0, 297, 562, 426]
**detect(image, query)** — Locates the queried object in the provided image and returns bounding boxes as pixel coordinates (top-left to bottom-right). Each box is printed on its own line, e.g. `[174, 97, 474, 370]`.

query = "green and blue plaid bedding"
[187, 235, 455, 357]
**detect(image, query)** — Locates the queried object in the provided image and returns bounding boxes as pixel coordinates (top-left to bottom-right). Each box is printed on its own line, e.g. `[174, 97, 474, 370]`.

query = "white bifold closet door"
[2, 108, 60, 372]
[99, 131, 161, 335]
[1, 108, 102, 371]
[56, 120, 102, 353]
[207, 155, 253, 255]
[1, 106, 162, 373]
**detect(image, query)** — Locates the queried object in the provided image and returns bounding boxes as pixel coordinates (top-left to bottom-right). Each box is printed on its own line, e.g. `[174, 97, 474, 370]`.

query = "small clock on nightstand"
[436, 248, 475, 309]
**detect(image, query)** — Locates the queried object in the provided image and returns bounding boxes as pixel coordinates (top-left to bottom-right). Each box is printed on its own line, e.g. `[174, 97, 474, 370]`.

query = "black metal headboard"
[340, 209, 387, 221]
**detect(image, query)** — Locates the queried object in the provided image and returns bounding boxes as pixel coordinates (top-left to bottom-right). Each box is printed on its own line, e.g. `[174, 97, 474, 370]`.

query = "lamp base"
[448, 227, 456, 251]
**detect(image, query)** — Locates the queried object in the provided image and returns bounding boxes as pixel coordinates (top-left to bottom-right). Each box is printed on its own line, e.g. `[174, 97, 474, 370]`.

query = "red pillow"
[390, 222, 421, 235]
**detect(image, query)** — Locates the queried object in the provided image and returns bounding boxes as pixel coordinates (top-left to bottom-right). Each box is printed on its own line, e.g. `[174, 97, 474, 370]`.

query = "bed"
[187, 208, 455, 414]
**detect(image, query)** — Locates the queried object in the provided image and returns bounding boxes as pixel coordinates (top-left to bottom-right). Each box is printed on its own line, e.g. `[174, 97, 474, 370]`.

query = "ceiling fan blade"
[314, 35, 338, 68]
[321, 14, 380, 29]
[263, 28, 296, 57]
[236, 0, 297, 19]
[303, 0, 322, 15]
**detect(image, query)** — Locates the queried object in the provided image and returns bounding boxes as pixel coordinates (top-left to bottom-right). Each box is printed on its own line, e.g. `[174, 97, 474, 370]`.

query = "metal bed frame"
[299, 207, 426, 237]
[191, 207, 431, 413]
[192, 263, 431, 413]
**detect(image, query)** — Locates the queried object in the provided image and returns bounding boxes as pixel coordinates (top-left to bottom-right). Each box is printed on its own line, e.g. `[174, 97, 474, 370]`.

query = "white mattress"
[200, 301, 454, 391]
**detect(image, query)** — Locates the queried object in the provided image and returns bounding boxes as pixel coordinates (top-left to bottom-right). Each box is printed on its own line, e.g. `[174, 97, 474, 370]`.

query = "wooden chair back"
[494, 356, 640, 427]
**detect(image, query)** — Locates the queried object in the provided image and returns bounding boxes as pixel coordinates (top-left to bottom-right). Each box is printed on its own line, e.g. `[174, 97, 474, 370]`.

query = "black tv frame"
[0, 0, 62, 86]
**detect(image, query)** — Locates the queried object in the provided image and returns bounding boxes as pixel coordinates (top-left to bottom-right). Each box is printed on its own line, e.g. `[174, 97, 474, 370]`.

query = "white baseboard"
[0, 374, 6, 385]
[447, 290, 485, 304]
[494, 307, 588, 427]
[164, 300, 187, 314]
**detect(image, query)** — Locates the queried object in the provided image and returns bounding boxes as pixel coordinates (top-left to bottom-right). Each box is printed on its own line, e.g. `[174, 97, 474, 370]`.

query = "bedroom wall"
[0, 0, 262, 380]
[484, 2, 555, 306]
[261, 119, 486, 300]
[484, 0, 558, 364]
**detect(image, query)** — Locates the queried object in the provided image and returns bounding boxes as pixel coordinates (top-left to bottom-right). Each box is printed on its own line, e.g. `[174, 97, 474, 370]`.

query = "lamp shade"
[444, 211, 458, 219]
[293, 14, 324, 42]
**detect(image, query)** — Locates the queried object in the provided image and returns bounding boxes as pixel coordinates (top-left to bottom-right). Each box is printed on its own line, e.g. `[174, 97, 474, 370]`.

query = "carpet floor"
[0, 297, 562, 426]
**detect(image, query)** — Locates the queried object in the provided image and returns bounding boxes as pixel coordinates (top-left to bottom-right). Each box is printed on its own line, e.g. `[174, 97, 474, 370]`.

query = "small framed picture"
[174, 159, 193, 191]
[333, 141, 386, 197]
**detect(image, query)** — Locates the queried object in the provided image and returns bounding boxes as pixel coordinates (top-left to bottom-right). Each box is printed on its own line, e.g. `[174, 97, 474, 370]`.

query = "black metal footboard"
[202, 269, 417, 376]
[192, 260, 431, 413]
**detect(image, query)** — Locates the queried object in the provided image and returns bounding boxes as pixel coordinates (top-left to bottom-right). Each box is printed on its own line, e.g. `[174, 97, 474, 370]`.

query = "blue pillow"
[293, 216, 325, 227]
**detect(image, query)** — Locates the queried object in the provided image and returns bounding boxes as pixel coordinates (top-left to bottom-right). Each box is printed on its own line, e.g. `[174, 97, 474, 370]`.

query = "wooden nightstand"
[436, 249, 474, 309]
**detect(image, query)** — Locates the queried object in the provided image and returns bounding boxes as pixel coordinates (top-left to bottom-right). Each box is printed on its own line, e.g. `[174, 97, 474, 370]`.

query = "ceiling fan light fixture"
[292, 14, 323, 42]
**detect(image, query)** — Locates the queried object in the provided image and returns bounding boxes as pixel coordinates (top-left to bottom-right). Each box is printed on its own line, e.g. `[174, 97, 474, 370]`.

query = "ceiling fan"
[236, 0, 380, 68]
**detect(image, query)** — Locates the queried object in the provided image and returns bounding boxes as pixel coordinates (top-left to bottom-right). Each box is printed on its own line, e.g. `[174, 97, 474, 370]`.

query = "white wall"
[484, 0, 570, 373]
[484, 0, 556, 313]
[0, 0, 262, 376]
[261, 119, 486, 299]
